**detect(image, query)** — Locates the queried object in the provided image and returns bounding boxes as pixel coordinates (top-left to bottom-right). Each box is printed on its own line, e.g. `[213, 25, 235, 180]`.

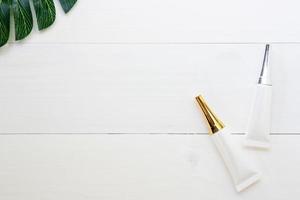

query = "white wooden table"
[1, 0, 300, 199]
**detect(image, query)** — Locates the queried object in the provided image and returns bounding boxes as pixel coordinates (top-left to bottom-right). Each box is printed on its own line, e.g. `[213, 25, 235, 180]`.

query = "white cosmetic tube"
[196, 96, 261, 192]
[212, 128, 261, 192]
[245, 44, 272, 149]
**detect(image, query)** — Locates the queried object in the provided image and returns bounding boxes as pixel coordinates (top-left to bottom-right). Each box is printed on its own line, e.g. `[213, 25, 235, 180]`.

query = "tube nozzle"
[258, 44, 271, 85]
[195, 95, 225, 134]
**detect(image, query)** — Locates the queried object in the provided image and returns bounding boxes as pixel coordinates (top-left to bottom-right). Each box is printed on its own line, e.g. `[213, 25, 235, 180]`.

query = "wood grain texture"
[0, 135, 299, 199]
[0, 0, 299, 199]
[0, 44, 299, 133]
[4, 0, 300, 44]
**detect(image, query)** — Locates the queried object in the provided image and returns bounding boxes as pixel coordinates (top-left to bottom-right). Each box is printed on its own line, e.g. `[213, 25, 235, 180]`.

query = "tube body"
[245, 84, 272, 149]
[211, 128, 261, 192]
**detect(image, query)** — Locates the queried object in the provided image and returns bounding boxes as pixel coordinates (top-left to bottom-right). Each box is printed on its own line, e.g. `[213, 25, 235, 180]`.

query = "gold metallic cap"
[195, 95, 225, 134]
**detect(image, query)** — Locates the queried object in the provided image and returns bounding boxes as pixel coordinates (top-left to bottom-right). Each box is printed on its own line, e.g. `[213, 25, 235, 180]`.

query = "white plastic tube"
[245, 84, 272, 149]
[245, 44, 272, 149]
[211, 128, 261, 192]
[196, 95, 261, 192]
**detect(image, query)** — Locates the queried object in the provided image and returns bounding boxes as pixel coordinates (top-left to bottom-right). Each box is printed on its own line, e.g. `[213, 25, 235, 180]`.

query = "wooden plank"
[0, 44, 299, 133]
[0, 134, 298, 199]
[5, 0, 300, 44]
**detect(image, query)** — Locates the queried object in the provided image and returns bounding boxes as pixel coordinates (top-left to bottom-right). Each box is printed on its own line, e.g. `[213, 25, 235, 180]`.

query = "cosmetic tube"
[195, 95, 261, 192]
[245, 44, 272, 149]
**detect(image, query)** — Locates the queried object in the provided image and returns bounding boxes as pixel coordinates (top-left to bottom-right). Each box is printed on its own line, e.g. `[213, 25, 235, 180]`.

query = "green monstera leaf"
[0, 0, 77, 47]
[12, 0, 34, 40]
[59, 0, 77, 13]
[32, 0, 56, 30]
[0, 0, 10, 46]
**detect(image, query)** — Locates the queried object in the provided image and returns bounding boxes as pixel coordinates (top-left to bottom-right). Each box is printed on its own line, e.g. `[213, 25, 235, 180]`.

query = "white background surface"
[1, 0, 300, 199]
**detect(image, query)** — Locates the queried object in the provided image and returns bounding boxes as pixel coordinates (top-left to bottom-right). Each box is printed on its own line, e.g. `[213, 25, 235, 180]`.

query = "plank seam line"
[0, 132, 299, 135]
[6, 42, 300, 45]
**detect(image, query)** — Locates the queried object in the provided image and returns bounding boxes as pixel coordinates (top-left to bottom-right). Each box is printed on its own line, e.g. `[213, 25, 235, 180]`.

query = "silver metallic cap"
[258, 44, 272, 85]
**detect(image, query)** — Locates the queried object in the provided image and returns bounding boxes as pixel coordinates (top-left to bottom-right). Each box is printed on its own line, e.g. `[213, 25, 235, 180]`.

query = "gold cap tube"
[195, 95, 225, 134]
